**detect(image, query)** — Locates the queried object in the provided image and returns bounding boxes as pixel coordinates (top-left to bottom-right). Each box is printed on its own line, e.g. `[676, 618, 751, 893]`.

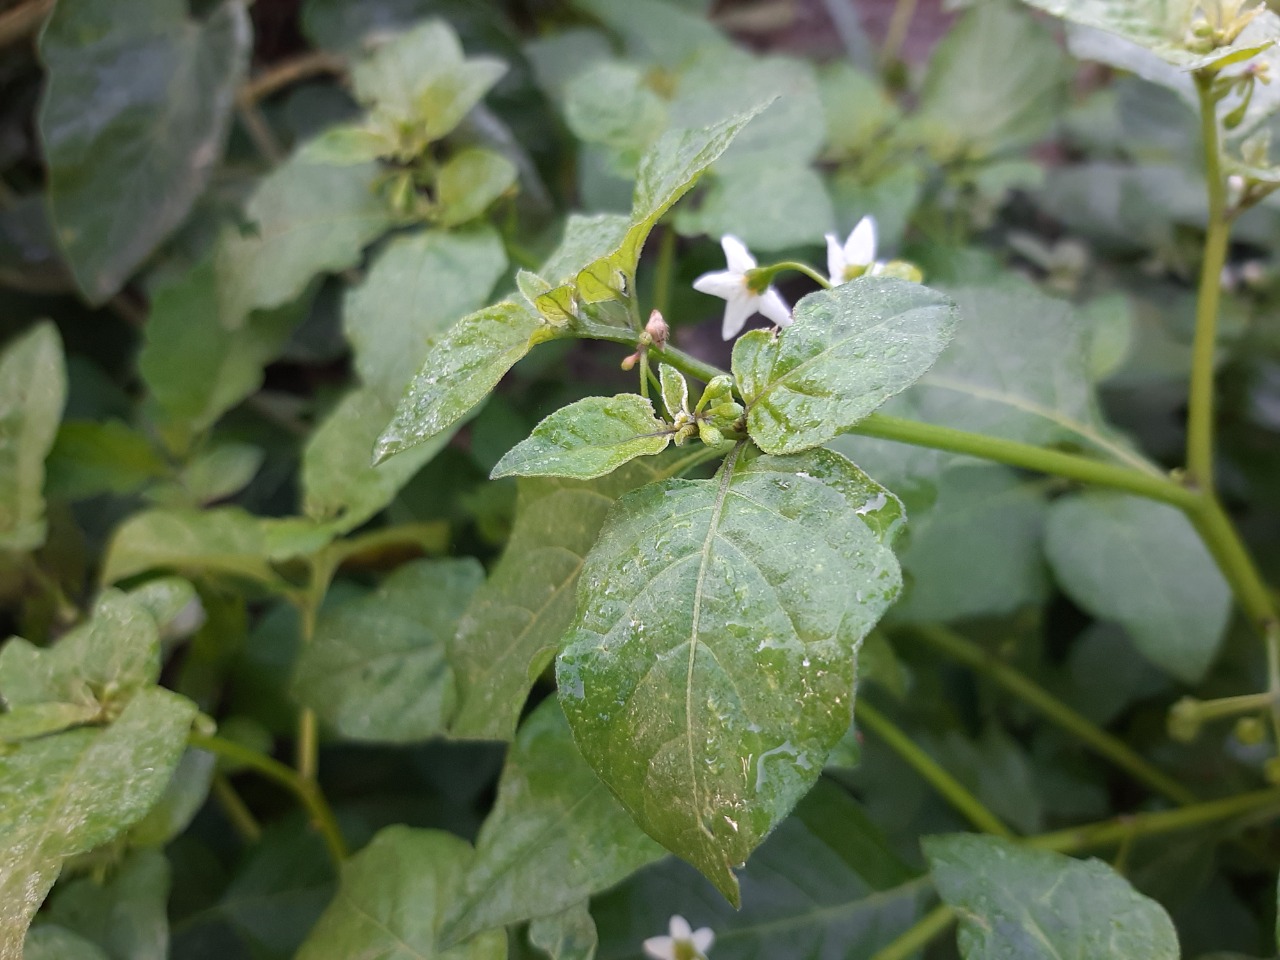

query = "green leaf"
[162, 442, 263, 506]
[659, 363, 689, 421]
[445, 699, 663, 942]
[0, 687, 197, 956]
[213, 150, 393, 330]
[491, 395, 672, 480]
[563, 61, 666, 155]
[572, 0, 728, 67]
[557, 447, 903, 903]
[915, 1, 1068, 160]
[593, 780, 925, 959]
[24, 927, 109, 960]
[291, 558, 483, 742]
[450, 454, 688, 741]
[924, 833, 1179, 960]
[375, 300, 552, 463]
[538, 214, 632, 291]
[44, 849, 170, 960]
[1044, 492, 1231, 683]
[0, 322, 67, 552]
[528, 902, 597, 960]
[46, 421, 169, 500]
[734, 278, 958, 456]
[344, 227, 507, 406]
[677, 161, 834, 252]
[295, 826, 506, 960]
[819, 63, 901, 159]
[303, 387, 458, 533]
[127, 746, 215, 846]
[437, 149, 519, 227]
[37, 0, 250, 303]
[101, 507, 282, 586]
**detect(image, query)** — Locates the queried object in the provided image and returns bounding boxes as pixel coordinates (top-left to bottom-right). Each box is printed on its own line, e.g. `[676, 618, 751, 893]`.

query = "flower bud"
[645, 310, 669, 349]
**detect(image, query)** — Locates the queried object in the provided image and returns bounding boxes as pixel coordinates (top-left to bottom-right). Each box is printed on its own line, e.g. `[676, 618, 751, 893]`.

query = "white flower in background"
[162, 595, 207, 642]
[643, 915, 715, 960]
[825, 215, 885, 285]
[692, 235, 792, 340]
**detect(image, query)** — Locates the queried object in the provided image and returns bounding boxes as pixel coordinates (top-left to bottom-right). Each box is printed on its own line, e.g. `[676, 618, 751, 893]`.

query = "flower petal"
[757, 287, 792, 327]
[844, 215, 877, 267]
[669, 916, 693, 940]
[693, 269, 745, 300]
[825, 233, 845, 285]
[720, 235, 756, 273]
[692, 928, 716, 953]
[721, 291, 756, 340]
[643, 936, 675, 960]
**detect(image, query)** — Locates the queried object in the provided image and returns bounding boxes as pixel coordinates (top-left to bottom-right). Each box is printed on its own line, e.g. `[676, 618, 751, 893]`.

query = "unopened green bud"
[878, 260, 924, 283]
[1235, 715, 1268, 745]
[697, 422, 724, 446]
[1168, 697, 1203, 743]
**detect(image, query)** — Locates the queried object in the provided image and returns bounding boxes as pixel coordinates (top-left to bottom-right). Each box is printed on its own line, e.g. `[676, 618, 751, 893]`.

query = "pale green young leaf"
[734, 278, 958, 456]
[213, 150, 393, 330]
[0, 687, 197, 956]
[450, 454, 688, 741]
[344, 227, 507, 405]
[659, 363, 689, 420]
[563, 61, 667, 153]
[0, 322, 67, 552]
[37, 0, 250, 303]
[538, 214, 632, 289]
[1045, 492, 1231, 683]
[375, 301, 554, 462]
[303, 123, 396, 165]
[491, 395, 671, 480]
[436, 149, 518, 227]
[593, 781, 924, 959]
[44, 849, 170, 960]
[295, 826, 506, 960]
[557, 448, 903, 903]
[46, 421, 169, 500]
[101, 507, 280, 586]
[443, 699, 664, 943]
[925, 833, 1179, 959]
[24, 927, 109, 960]
[528, 902, 597, 960]
[291, 558, 483, 742]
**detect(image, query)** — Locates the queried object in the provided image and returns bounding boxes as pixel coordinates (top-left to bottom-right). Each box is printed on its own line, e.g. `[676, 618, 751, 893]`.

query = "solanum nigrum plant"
[5, 0, 1280, 958]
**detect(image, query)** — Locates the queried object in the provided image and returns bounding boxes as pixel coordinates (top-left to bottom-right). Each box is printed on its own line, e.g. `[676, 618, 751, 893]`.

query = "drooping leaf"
[37, 0, 251, 303]
[436, 149, 519, 227]
[375, 300, 553, 463]
[343, 227, 507, 405]
[450, 453, 689, 741]
[0, 687, 197, 956]
[1044, 492, 1231, 683]
[213, 148, 393, 330]
[733, 278, 958, 456]
[491, 395, 672, 480]
[445, 699, 663, 942]
[528, 902, 598, 960]
[291, 559, 483, 742]
[593, 780, 925, 959]
[295, 826, 506, 960]
[557, 447, 903, 902]
[0, 322, 67, 552]
[43, 849, 170, 960]
[924, 833, 1180, 960]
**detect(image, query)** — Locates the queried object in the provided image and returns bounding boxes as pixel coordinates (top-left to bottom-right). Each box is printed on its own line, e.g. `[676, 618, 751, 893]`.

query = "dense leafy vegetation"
[3, 0, 1280, 957]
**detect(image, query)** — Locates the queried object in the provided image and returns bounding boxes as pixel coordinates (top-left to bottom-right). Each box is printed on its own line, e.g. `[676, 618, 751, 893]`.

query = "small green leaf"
[659, 364, 689, 421]
[1045, 492, 1231, 683]
[46, 421, 168, 500]
[101, 507, 281, 586]
[734, 278, 958, 456]
[0, 322, 67, 552]
[563, 61, 667, 154]
[437, 149, 518, 227]
[924, 833, 1179, 960]
[291, 559, 483, 742]
[450, 454, 687, 741]
[491, 395, 671, 480]
[557, 447, 902, 902]
[375, 300, 554, 463]
[528, 902, 598, 960]
[303, 123, 395, 165]
[161, 443, 263, 506]
[444, 699, 664, 943]
[44, 849, 170, 960]
[295, 826, 506, 960]
[37, 0, 251, 303]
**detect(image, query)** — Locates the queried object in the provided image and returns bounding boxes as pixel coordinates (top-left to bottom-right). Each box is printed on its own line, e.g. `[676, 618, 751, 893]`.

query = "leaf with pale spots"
[556, 446, 903, 903]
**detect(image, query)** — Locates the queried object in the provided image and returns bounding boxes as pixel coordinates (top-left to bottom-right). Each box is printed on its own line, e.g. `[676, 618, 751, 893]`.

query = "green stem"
[652, 226, 676, 321]
[880, 0, 919, 69]
[1188, 71, 1229, 492]
[649, 344, 727, 385]
[293, 552, 337, 782]
[212, 773, 263, 843]
[640, 349, 651, 402]
[909, 624, 1198, 806]
[855, 699, 1015, 838]
[755, 261, 833, 290]
[1186, 496, 1279, 634]
[871, 903, 954, 960]
[850, 413, 1198, 509]
[191, 732, 347, 866]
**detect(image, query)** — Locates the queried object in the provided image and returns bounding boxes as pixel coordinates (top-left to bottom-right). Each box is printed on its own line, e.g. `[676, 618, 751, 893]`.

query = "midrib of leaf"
[342, 891, 429, 960]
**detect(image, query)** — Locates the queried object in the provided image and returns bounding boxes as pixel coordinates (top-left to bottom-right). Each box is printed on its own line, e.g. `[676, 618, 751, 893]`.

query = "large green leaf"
[291, 559, 483, 742]
[734, 278, 958, 457]
[24, 927, 108, 960]
[450, 454, 688, 741]
[0, 322, 67, 552]
[444, 699, 664, 943]
[557, 447, 903, 903]
[563, 61, 667, 157]
[43, 849, 170, 960]
[213, 148, 393, 330]
[491, 395, 672, 480]
[0, 687, 197, 956]
[295, 826, 506, 960]
[528, 903, 597, 960]
[344, 228, 507, 406]
[678, 161, 834, 253]
[37, 0, 250, 303]
[1044, 492, 1231, 683]
[593, 780, 925, 959]
[925, 833, 1179, 959]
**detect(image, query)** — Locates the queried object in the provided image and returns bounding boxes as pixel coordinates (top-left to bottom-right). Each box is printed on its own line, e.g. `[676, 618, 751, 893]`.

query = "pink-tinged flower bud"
[645, 310, 670, 348]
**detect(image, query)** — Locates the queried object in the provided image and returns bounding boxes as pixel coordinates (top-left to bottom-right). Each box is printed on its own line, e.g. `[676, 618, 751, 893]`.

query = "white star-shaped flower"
[692, 235, 792, 340]
[825, 215, 885, 285]
[643, 915, 715, 960]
